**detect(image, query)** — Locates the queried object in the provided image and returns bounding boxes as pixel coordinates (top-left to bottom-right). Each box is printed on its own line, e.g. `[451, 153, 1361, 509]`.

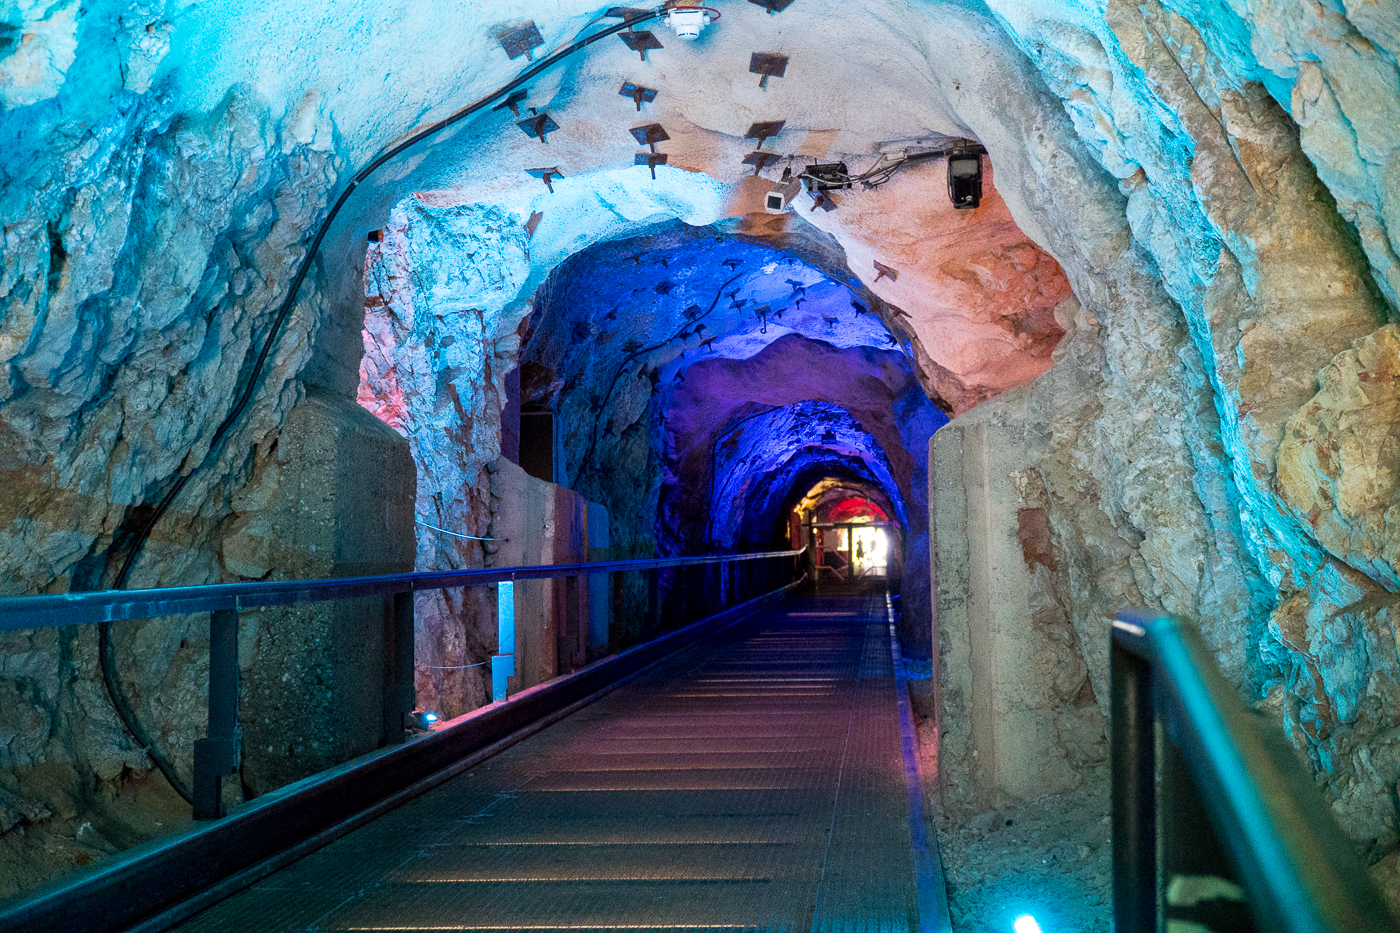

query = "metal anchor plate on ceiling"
[497, 21, 545, 61]
[635, 152, 669, 179]
[620, 82, 658, 110]
[526, 167, 564, 192]
[742, 151, 780, 175]
[748, 0, 797, 11]
[749, 52, 789, 89]
[630, 123, 670, 151]
[517, 113, 560, 143]
[745, 120, 786, 150]
[491, 89, 529, 117]
[619, 30, 664, 60]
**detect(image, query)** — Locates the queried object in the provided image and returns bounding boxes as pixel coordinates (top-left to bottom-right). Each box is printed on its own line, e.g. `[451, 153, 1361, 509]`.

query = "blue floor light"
[1013, 916, 1043, 933]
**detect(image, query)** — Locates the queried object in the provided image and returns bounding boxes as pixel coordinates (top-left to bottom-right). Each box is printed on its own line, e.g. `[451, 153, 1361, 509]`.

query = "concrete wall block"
[488, 458, 609, 690]
[240, 387, 415, 797]
[933, 418, 1095, 811]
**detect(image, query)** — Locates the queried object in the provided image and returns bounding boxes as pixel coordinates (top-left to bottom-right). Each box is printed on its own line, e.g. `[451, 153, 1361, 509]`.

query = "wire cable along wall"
[93, 6, 668, 805]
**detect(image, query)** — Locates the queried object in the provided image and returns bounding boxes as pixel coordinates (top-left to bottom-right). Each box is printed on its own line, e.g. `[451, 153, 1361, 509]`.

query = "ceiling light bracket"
[497, 21, 545, 61]
[749, 52, 789, 89]
[517, 113, 560, 143]
[620, 82, 659, 111]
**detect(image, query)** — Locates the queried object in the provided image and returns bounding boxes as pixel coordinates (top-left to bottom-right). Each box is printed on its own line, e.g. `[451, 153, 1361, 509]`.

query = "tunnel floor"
[175, 595, 923, 932]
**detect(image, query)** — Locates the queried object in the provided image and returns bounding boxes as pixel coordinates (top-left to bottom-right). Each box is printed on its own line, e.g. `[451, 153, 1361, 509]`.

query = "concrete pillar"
[932, 420, 1083, 809]
[234, 387, 416, 796]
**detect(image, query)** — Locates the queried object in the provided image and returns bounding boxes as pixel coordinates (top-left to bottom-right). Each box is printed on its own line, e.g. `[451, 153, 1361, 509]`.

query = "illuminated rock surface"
[0, 0, 1398, 913]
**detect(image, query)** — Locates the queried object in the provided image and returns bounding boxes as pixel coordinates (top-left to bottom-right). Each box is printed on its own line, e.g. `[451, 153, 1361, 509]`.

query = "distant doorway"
[788, 479, 904, 589]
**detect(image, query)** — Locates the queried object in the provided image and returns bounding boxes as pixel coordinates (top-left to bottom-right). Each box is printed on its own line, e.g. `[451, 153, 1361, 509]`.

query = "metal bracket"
[491, 89, 529, 117]
[630, 123, 670, 152]
[873, 260, 898, 283]
[620, 82, 658, 111]
[749, 52, 789, 89]
[805, 161, 850, 189]
[636, 151, 669, 179]
[527, 167, 564, 193]
[742, 151, 780, 176]
[748, 0, 796, 11]
[745, 120, 786, 150]
[517, 113, 560, 143]
[619, 29, 663, 61]
[809, 190, 838, 212]
[497, 21, 545, 61]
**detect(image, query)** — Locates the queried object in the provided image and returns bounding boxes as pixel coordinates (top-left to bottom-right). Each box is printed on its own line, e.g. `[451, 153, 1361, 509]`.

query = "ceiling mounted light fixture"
[664, 4, 721, 39]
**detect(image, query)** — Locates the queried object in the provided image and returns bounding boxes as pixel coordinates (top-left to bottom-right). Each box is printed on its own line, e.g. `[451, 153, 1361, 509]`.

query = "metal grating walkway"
[173, 595, 925, 933]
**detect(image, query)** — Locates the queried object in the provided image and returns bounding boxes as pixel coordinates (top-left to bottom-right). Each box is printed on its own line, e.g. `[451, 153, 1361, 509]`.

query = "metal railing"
[1111, 610, 1398, 933]
[0, 547, 804, 820]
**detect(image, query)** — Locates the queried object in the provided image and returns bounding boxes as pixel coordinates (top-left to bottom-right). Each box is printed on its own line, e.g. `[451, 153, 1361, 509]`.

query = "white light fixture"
[665, 5, 720, 39]
[1013, 915, 1043, 933]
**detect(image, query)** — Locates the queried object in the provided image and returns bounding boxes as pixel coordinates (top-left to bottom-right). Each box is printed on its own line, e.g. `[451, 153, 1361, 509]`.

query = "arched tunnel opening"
[3, 0, 1400, 929]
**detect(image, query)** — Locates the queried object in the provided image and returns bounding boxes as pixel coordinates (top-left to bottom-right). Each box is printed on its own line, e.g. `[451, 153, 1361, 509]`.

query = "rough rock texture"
[2, 0, 1400, 909]
[926, 0, 1400, 891]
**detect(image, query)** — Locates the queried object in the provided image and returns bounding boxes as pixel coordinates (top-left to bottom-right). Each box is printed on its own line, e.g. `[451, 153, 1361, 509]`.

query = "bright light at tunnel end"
[1013, 914, 1044, 933]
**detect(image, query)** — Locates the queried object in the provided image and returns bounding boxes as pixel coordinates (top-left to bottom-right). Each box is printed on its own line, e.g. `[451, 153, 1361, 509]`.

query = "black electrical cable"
[797, 149, 950, 192]
[98, 6, 665, 804]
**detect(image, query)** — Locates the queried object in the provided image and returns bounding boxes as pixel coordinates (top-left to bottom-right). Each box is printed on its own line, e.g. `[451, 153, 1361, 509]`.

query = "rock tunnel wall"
[0, 0, 1397, 903]
[923, 0, 1400, 888]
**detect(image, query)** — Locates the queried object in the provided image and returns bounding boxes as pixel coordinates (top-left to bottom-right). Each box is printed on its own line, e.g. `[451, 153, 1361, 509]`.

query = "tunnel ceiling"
[512, 223, 944, 560]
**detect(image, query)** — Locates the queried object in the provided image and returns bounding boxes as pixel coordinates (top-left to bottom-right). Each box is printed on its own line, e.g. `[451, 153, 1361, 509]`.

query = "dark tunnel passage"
[510, 222, 946, 653]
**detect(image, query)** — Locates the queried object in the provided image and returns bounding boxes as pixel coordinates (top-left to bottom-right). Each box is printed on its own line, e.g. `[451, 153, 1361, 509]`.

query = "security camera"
[665, 5, 719, 39]
[947, 149, 984, 209]
[765, 169, 803, 213]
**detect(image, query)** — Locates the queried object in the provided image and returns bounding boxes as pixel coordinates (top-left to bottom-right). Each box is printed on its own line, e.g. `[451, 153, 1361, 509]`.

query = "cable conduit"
[98, 7, 664, 804]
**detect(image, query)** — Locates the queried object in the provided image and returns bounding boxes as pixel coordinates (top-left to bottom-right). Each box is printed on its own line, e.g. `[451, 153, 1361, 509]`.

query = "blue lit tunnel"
[517, 220, 948, 651]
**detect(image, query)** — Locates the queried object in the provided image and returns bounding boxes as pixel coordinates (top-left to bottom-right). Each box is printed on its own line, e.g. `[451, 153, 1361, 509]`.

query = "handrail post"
[193, 608, 239, 820]
[383, 591, 415, 745]
[646, 567, 659, 634]
[493, 580, 516, 703]
[1111, 624, 1159, 933]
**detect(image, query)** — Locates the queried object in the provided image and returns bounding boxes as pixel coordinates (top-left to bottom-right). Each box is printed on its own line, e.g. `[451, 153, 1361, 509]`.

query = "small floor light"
[409, 709, 439, 730]
[1013, 915, 1043, 933]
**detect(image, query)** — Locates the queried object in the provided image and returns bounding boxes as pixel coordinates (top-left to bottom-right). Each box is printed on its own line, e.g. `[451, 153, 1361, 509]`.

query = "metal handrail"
[0, 546, 805, 632]
[1111, 609, 1398, 933]
[0, 546, 805, 819]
